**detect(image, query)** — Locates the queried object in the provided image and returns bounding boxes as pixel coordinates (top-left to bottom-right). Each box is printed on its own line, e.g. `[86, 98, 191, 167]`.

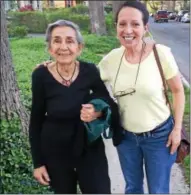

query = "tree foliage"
[148, 0, 162, 11]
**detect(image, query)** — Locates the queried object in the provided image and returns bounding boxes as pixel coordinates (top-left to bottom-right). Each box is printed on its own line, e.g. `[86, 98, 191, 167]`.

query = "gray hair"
[45, 19, 84, 48]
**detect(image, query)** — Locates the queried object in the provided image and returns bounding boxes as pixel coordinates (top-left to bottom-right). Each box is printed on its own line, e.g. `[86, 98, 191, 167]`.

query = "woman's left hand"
[80, 104, 102, 122]
[166, 128, 181, 155]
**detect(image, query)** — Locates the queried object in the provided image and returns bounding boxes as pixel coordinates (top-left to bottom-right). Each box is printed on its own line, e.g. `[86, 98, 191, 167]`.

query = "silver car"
[181, 13, 190, 23]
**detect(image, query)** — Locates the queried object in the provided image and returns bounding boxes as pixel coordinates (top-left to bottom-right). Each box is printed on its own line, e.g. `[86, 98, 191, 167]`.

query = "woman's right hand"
[33, 166, 50, 185]
[35, 60, 53, 70]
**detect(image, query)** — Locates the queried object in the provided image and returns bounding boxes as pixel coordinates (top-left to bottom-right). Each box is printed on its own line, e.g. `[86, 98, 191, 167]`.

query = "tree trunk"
[112, 1, 126, 19]
[76, 0, 84, 4]
[112, 0, 140, 19]
[1, 1, 29, 134]
[50, 0, 55, 8]
[142, 0, 149, 6]
[38, 0, 43, 11]
[183, 0, 188, 9]
[166, 0, 174, 12]
[160, 1, 164, 10]
[88, 1, 107, 35]
[172, 0, 176, 11]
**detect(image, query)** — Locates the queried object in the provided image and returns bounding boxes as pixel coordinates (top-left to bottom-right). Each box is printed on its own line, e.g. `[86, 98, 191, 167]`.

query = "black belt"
[132, 116, 172, 137]
[133, 131, 152, 137]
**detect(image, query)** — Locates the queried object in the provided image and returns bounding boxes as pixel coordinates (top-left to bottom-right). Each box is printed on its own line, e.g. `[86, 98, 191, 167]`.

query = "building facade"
[4, 0, 76, 11]
[42, 0, 77, 9]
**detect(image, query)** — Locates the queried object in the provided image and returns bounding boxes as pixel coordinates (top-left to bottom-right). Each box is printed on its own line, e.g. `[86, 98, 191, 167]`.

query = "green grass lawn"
[183, 88, 190, 185]
[10, 36, 190, 188]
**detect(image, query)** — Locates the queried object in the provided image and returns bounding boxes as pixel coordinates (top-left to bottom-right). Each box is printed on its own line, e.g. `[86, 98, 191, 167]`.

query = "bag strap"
[153, 44, 173, 114]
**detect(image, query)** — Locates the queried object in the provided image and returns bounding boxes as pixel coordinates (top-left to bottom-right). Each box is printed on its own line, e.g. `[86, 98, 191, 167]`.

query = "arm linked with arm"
[90, 64, 123, 145]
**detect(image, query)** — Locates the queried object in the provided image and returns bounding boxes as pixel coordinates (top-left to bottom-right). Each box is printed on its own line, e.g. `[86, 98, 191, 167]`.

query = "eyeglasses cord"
[114, 41, 146, 94]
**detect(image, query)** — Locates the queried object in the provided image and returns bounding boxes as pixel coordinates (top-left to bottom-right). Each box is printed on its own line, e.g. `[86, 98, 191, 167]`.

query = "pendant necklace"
[56, 62, 77, 87]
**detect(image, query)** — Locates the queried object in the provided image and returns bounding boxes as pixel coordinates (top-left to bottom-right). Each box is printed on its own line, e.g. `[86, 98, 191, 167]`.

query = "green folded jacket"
[84, 99, 113, 143]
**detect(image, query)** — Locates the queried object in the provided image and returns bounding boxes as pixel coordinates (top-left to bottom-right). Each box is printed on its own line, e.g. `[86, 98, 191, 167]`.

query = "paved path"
[104, 139, 190, 194]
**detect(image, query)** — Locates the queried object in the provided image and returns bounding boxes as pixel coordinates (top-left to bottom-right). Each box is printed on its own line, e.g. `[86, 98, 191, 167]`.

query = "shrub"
[84, 34, 119, 54]
[8, 26, 28, 38]
[46, 11, 90, 32]
[19, 5, 34, 12]
[79, 48, 102, 64]
[43, 7, 63, 12]
[43, 5, 89, 15]
[70, 4, 89, 15]
[68, 14, 90, 32]
[8, 11, 47, 33]
[46, 10, 70, 23]
[8, 6, 90, 34]
[0, 118, 52, 193]
[105, 13, 115, 35]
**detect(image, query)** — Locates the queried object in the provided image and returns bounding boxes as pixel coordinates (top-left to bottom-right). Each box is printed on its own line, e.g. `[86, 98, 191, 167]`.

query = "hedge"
[105, 13, 115, 35]
[8, 25, 28, 38]
[8, 11, 47, 33]
[69, 4, 89, 15]
[46, 11, 90, 32]
[8, 10, 90, 33]
[8, 5, 114, 34]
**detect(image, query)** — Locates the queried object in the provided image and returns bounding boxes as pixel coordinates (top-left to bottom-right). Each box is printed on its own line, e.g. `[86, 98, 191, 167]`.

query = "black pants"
[45, 139, 111, 194]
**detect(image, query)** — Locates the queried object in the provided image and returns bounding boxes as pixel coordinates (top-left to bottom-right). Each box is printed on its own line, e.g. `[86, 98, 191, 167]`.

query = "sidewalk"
[103, 139, 190, 194]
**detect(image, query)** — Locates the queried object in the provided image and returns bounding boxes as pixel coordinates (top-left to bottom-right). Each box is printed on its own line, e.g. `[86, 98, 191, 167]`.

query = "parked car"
[167, 11, 172, 16]
[181, 13, 190, 23]
[154, 10, 168, 22]
[176, 10, 189, 22]
[168, 12, 177, 20]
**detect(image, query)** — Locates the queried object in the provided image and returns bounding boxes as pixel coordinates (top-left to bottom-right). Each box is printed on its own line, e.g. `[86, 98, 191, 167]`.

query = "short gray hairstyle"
[45, 19, 84, 48]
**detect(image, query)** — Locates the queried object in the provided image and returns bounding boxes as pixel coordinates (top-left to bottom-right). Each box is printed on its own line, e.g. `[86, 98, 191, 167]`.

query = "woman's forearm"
[172, 89, 185, 131]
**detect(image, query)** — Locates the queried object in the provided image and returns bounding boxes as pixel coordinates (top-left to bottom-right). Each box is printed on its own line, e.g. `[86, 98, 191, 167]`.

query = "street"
[149, 17, 190, 82]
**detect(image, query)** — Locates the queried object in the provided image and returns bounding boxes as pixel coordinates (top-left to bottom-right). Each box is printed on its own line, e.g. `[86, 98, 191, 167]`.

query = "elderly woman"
[29, 20, 123, 194]
[90, 1, 184, 194]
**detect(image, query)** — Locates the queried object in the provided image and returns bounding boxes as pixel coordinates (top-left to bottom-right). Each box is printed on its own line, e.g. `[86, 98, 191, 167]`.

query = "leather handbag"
[153, 44, 190, 163]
